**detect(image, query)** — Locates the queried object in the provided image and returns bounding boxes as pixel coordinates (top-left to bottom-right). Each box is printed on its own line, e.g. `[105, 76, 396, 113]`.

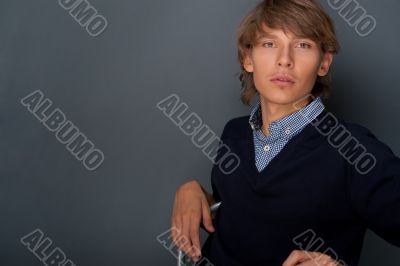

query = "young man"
[171, 0, 400, 265]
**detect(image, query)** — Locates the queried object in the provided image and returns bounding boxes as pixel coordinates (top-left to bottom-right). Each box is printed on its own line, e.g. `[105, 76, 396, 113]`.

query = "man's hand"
[283, 250, 344, 266]
[171, 180, 215, 262]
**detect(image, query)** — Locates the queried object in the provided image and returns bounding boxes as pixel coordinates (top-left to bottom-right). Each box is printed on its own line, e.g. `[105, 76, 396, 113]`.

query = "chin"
[259, 91, 305, 106]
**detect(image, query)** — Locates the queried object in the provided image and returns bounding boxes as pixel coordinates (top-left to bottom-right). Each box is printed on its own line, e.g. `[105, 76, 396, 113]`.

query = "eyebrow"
[257, 32, 311, 41]
[257, 32, 278, 40]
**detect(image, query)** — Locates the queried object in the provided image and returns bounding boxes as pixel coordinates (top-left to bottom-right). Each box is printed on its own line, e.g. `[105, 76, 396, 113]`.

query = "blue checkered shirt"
[249, 96, 325, 172]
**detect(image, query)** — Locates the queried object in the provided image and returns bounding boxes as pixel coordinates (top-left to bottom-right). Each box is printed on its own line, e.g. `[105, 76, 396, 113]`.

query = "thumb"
[201, 200, 215, 233]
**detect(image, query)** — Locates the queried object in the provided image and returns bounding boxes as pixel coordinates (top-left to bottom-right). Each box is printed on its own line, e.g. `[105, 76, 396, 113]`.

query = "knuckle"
[191, 246, 200, 256]
[320, 254, 332, 260]
[292, 249, 302, 256]
[183, 245, 193, 255]
[179, 236, 189, 246]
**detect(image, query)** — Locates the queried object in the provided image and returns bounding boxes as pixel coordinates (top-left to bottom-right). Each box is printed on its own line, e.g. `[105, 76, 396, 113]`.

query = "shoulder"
[219, 115, 251, 140]
[312, 112, 397, 175]
[338, 118, 381, 145]
[334, 116, 395, 160]
[340, 120, 375, 140]
[317, 111, 381, 143]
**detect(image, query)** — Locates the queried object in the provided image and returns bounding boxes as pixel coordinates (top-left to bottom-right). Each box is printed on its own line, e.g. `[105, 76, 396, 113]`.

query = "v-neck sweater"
[200, 109, 400, 266]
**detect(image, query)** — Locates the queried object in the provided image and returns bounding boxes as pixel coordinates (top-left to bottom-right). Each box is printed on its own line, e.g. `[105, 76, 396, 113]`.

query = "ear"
[317, 52, 333, 77]
[243, 53, 254, 73]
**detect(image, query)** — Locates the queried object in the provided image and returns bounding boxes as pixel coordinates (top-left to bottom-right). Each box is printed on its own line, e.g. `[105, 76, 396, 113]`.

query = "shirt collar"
[248, 96, 325, 138]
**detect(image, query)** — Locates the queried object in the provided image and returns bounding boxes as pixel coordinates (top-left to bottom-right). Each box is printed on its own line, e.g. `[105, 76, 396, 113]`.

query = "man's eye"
[298, 42, 312, 49]
[262, 42, 275, 48]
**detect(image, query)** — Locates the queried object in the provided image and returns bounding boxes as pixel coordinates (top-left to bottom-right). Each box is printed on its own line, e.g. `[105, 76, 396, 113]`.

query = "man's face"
[243, 25, 333, 106]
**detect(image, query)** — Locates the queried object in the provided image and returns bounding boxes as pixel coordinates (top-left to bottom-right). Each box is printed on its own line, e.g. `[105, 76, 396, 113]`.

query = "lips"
[270, 73, 295, 83]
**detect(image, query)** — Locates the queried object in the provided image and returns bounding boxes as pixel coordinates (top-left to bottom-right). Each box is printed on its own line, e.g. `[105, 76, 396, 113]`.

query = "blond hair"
[237, 0, 340, 105]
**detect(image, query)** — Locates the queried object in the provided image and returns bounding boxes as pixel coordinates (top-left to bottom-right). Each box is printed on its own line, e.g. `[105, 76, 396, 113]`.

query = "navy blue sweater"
[200, 109, 400, 266]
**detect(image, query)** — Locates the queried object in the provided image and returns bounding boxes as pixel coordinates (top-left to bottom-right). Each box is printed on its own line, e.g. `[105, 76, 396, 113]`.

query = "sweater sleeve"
[346, 124, 400, 247]
[210, 117, 237, 203]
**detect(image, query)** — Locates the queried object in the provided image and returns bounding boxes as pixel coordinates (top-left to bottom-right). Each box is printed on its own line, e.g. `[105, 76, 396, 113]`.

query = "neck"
[260, 96, 312, 136]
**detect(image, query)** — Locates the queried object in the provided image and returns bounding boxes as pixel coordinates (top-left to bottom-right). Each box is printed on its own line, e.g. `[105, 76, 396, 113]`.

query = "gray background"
[0, 0, 399, 265]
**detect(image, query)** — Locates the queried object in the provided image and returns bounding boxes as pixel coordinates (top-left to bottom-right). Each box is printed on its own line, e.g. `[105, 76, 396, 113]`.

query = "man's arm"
[346, 125, 400, 247]
[171, 180, 216, 262]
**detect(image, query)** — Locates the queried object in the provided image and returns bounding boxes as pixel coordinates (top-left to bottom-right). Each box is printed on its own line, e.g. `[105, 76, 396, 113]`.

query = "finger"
[171, 209, 180, 247]
[189, 213, 202, 258]
[174, 215, 185, 249]
[282, 250, 314, 266]
[180, 214, 194, 257]
[170, 220, 179, 246]
[328, 261, 343, 266]
[201, 198, 215, 233]
[296, 253, 334, 266]
[314, 254, 337, 266]
[313, 253, 333, 265]
[171, 195, 180, 244]
[177, 233, 191, 258]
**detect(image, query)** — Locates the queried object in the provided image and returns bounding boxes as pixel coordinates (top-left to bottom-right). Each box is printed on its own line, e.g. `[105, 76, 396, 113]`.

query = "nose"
[278, 60, 293, 67]
[277, 48, 293, 68]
